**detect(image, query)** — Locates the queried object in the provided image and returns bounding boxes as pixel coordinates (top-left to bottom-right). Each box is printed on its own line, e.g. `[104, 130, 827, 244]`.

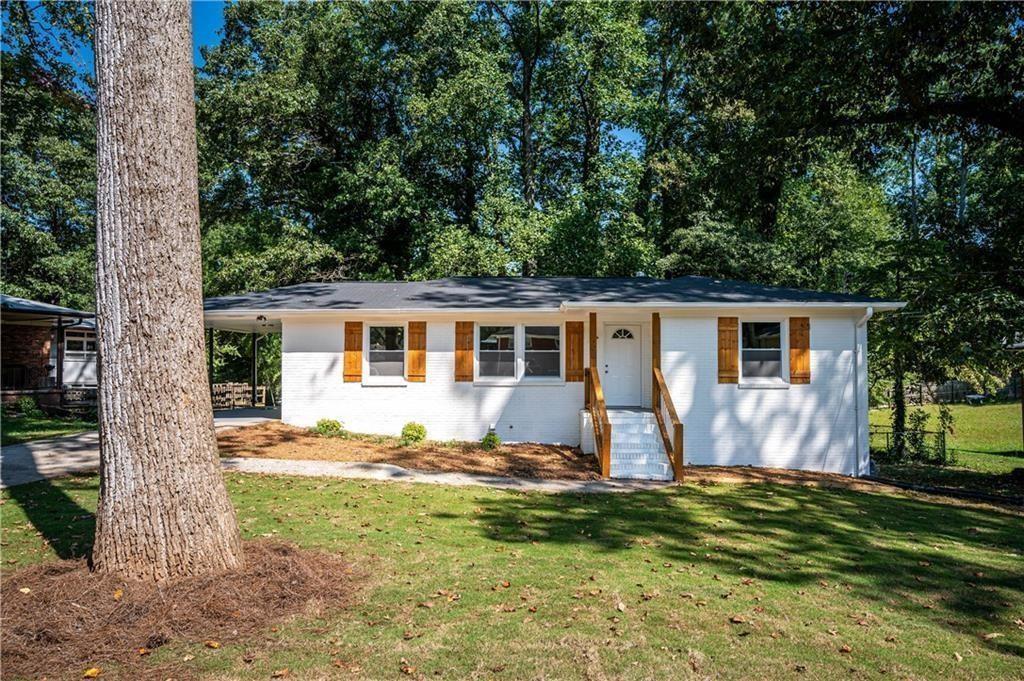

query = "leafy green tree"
[1, 1, 95, 309]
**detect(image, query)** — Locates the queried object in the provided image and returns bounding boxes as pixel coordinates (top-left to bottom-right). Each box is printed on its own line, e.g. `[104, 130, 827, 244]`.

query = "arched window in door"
[611, 328, 634, 340]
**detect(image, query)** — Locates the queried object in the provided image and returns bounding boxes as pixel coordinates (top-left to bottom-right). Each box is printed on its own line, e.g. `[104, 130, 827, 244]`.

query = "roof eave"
[559, 301, 906, 311]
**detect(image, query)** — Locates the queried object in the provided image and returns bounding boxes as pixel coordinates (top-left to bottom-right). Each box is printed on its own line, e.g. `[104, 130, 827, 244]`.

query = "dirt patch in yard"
[0, 540, 358, 680]
[217, 422, 600, 480]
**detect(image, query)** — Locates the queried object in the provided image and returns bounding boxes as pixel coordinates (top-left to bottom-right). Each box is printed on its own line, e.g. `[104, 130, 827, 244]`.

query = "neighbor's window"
[741, 322, 782, 378]
[478, 325, 515, 377]
[368, 325, 404, 376]
[524, 325, 560, 377]
[65, 331, 97, 357]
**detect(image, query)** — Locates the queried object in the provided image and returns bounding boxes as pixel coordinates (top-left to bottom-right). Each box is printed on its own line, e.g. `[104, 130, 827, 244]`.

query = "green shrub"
[481, 431, 501, 451]
[313, 418, 345, 438]
[10, 396, 44, 418]
[400, 422, 427, 445]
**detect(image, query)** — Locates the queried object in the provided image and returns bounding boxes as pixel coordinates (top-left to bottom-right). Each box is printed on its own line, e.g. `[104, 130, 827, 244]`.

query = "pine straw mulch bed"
[1, 540, 359, 680]
[217, 421, 600, 481]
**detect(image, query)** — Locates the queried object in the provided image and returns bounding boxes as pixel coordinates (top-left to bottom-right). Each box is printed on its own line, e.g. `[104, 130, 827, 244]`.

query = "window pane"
[742, 353, 781, 378]
[525, 326, 559, 351]
[525, 351, 559, 377]
[369, 351, 404, 376]
[370, 326, 404, 351]
[742, 322, 780, 349]
[524, 326, 559, 377]
[66, 340, 84, 351]
[480, 351, 515, 377]
[369, 326, 404, 376]
[479, 326, 514, 351]
[741, 322, 781, 378]
[479, 326, 515, 377]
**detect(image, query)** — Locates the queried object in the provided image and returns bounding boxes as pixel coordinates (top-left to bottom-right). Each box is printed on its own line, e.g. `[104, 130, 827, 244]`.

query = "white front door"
[603, 324, 642, 406]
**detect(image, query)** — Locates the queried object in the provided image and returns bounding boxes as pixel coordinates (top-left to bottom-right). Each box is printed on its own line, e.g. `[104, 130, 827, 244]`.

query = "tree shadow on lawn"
[3, 474, 96, 561]
[453, 483, 1024, 659]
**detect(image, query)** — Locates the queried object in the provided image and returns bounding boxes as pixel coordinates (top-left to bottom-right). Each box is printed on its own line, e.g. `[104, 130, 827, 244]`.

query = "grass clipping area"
[0, 540, 357, 679]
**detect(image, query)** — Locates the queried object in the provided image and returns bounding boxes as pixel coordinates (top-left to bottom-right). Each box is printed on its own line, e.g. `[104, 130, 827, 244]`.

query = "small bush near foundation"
[9, 396, 44, 418]
[314, 418, 345, 438]
[400, 422, 427, 445]
[481, 431, 501, 451]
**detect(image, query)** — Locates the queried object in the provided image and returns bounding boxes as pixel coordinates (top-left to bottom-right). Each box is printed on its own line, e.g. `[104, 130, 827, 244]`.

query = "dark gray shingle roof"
[204, 277, 900, 312]
[0, 294, 93, 319]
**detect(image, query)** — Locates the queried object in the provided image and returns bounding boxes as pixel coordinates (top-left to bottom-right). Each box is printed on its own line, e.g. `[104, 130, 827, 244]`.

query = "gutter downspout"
[854, 307, 874, 476]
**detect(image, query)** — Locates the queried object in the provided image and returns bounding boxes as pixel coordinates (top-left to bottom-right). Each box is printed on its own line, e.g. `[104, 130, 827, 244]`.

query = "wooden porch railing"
[653, 367, 684, 481]
[585, 366, 612, 478]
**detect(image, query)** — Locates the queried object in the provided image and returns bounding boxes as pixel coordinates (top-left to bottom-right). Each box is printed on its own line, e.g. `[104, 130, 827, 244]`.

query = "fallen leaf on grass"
[83, 669, 101, 678]
[400, 658, 416, 675]
[205, 640, 221, 649]
[729, 615, 746, 624]
[271, 669, 289, 678]
[616, 602, 627, 613]
[982, 632, 1003, 640]
[838, 644, 852, 654]
[113, 589, 123, 601]
[417, 601, 434, 609]
[18, 587, 31, 594]
[954, 652, 963, 662]
[137, 647, 150, 656]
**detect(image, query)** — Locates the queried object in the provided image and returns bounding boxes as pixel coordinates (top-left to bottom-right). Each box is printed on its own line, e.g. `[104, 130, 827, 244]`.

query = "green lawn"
[870, 402, 1023, 496]
[3, 474, 1022, 679]
[0, 413, 96, 446]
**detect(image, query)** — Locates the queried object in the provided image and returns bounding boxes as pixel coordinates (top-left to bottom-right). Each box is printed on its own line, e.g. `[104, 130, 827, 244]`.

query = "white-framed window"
[64, 330, 97, 359]
[366, 324, 405, 379]
[524, 325, 561, 378]
[474, 322, 566, 384]
[740, 320, 784, 380]
[477, 325, 516, 378]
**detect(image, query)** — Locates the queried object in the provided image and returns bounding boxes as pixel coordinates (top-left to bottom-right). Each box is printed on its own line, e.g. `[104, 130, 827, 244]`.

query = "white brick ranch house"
[203, 277, 903, 481]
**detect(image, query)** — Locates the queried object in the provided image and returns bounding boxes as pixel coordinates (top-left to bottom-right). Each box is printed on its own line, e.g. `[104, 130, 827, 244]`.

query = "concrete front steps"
[607, 408, 673, 481]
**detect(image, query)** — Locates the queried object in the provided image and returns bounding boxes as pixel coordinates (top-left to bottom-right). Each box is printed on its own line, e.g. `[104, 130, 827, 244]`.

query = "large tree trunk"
[93, 0, 243, 582]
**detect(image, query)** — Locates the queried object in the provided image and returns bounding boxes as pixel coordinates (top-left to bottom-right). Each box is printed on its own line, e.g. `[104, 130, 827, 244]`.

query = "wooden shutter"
[454, 321, 474, 382]
[789, 317, 810, 384]
[407, 321, 427, 382]
[565, 321, 584, 382]
[344, 322, 362, 382]
[717, 317, 739, 384]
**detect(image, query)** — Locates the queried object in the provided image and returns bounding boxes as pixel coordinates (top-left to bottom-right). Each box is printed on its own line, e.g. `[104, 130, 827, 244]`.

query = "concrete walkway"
[1, 406, 670, 493]
[221, 457, 673, 494]
[0, 408, 280, 488]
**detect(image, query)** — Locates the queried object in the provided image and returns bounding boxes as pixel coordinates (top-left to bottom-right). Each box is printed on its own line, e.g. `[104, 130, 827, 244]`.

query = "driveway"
[0, 408, 280, 488]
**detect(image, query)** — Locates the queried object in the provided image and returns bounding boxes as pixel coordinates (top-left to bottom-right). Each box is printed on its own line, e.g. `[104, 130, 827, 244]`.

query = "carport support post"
[207, 328, 215, 387]
[55, 314, 65, 400]
[250, 332, 258, 407]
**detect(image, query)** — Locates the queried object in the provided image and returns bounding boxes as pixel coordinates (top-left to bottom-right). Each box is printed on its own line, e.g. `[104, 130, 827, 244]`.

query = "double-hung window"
[740, 321, 782, 379]
[524, 325, 560, 378]
[478, 325, 516, 378]
[368, 325, 404, 377]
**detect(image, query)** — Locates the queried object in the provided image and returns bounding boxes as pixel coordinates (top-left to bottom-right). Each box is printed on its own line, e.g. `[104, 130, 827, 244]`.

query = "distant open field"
[870, 402, 1023, 496]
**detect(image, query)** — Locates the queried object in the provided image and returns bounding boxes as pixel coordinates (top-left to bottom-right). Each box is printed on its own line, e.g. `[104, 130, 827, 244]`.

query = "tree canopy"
[2, 1, 1021, 395]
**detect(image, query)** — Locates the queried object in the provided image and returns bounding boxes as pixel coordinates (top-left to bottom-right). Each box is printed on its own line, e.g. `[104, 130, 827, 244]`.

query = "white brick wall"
[280, 309, 869, 475]
[281, 316, 585, 444]
[660, 312, 862, 475]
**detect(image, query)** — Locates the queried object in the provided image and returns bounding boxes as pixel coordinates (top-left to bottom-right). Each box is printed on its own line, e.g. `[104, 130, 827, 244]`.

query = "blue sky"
[192, 1, 227, 67]
[39, 1, 226, 77]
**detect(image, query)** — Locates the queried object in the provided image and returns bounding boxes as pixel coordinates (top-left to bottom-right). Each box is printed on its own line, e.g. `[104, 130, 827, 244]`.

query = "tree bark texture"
[93, 0, 243, 581]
